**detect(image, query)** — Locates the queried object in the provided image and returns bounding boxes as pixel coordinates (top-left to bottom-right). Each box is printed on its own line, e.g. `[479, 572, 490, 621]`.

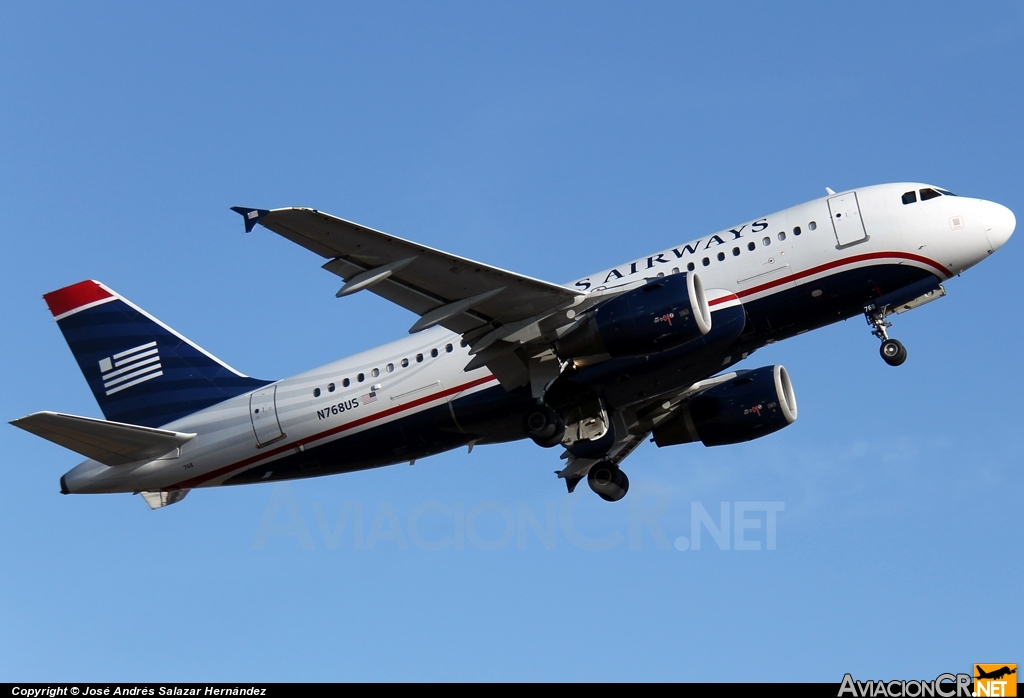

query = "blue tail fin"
[44, 280, 271, 428]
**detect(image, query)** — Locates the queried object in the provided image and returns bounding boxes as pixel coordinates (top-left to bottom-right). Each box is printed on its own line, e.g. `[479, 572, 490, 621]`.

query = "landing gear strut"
[587, 462, 629, 502]
[866, 308, 907, 367]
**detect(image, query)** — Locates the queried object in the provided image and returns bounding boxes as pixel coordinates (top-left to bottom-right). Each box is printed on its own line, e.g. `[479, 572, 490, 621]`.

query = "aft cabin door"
[250, 385, 285, 447]
[828, 192, 868, 247]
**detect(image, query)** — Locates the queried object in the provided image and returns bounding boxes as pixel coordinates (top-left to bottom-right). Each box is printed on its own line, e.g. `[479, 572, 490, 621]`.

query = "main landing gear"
[587, 461, 629, 502]
[866, 308, 907, 367]
[523, 404, 565, 448]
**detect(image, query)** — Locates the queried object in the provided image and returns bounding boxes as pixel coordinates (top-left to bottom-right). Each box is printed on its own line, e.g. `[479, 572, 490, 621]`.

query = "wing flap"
[11, 411, 197, 466]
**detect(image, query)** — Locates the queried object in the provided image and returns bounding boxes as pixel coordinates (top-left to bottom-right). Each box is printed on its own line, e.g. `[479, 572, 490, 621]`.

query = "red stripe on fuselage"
[171, 251, 947, 488]
[708, 252, 949, 306]
[171, 374, 499, 489]
[44, 280, 113, 318]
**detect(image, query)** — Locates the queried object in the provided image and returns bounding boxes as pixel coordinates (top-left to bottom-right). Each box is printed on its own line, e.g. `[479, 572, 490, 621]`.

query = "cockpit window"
[920, 188, 941, 201]
[902, 191, 917, 205]
[936, 188, 957, 196]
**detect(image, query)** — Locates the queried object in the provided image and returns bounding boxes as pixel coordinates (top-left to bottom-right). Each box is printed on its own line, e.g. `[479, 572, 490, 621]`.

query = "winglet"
[230, 207, 271, 233]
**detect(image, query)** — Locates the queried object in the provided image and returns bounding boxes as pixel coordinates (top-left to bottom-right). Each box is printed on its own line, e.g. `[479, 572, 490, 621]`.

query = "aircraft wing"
[235, 206, 589, 389]
[236, 207, 579, 331]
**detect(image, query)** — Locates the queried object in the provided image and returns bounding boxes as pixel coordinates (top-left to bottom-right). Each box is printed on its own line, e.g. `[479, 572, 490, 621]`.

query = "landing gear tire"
[588, 462, 629, 502]
[880, 338, 907, 366]
[524, 406, 565, 448]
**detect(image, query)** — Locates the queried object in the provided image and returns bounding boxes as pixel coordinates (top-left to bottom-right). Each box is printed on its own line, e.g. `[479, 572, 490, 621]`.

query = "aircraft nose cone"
[985, 201, 1015, 252]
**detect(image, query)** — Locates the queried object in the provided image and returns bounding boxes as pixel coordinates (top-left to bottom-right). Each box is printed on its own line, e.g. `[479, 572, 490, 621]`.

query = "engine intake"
[555, 273, 712, 360]
[652, 365, 797, 447]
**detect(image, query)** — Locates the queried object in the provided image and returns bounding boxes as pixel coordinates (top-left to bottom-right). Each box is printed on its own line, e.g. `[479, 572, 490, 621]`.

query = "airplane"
[10, 183, 1015, 508]
[975, 666, 1016, 681]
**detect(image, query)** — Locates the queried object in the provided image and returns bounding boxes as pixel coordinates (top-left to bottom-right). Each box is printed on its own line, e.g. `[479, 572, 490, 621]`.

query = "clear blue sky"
[2, 1, 1021, 682]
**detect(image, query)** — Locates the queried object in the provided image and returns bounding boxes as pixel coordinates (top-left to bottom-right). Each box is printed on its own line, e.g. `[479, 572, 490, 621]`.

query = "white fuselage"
[62, 183, 1015, 495]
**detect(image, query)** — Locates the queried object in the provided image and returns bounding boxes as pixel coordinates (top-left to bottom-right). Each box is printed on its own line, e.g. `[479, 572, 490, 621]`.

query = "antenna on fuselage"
[825, 187, 836, 195]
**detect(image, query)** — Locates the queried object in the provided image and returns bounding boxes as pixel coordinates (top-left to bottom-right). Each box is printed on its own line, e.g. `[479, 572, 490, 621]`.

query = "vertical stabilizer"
[44, 280, 271, 428]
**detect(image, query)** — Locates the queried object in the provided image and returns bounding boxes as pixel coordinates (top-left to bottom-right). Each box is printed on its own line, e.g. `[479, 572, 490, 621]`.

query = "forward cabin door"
[250, 385, 285, 447]
[828, 192, 868, 247]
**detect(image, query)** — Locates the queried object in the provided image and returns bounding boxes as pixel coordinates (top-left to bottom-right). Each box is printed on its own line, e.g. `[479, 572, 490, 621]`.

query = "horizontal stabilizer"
[11, 411, 196, 466]
[140, 489, 190, 509]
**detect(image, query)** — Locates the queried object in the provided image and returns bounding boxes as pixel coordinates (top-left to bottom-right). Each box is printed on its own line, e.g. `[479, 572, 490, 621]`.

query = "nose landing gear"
[866, 309, 907, 366]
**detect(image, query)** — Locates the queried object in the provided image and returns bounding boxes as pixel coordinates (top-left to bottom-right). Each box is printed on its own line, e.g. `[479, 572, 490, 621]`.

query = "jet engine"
[652, 365, 797, 447]
[555, 272, 712, 361]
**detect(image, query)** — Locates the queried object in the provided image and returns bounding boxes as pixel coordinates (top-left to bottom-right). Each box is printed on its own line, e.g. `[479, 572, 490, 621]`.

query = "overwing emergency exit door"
[249, 385, 285, 447]
[828, 192, 868, 247]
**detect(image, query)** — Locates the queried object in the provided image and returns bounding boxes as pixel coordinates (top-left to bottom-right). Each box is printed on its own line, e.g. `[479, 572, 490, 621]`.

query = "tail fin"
[44, 280, 271, 428]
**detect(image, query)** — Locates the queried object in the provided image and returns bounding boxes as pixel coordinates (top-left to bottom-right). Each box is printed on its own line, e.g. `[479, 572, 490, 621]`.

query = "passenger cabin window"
[343, 378, 351, 387]
[401, 358, 409, 368]
[686, 262, 695, 271]
[716, 252, 725, 261]
[902, 191, 917, 205]
[920, 188, 941, 201]
[809, 221, 817, 231]
[747, 242, 756, 251]
[702, 257, 710, 266]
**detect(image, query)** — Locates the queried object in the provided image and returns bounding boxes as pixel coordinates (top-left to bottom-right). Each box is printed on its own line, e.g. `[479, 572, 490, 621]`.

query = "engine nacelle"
[652, 365, 797, 447]
[555, 273, 712, 360]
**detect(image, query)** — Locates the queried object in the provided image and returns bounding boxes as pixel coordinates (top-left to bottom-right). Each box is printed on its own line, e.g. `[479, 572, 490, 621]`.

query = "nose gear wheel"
[880, 338, 907, 366]
[866, 307, 908, 367]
